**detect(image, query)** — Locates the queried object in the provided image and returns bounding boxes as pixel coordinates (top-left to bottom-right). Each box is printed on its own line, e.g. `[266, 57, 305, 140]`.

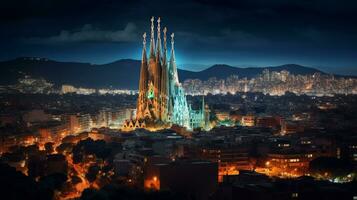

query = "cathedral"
[123, 17, 210, 131]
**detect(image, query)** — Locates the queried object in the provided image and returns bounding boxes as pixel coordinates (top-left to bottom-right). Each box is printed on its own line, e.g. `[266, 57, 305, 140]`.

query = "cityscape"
[1, 1, 357, 200]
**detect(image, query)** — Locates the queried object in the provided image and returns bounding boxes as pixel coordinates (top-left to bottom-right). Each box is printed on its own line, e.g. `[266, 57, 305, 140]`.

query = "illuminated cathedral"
[123, 17, 210, 131]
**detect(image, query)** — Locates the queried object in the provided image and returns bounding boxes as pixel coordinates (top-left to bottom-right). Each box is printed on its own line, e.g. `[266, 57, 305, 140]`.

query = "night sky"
[1, 0, 357, 75]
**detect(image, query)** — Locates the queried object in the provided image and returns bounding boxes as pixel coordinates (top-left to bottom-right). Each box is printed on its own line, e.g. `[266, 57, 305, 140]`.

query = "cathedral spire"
[156, 17, 162, 62]
[142, 32, 147, 63]
[137, 32, 149, 120]
[149, 16, 156, 58]
[131, 17, 208, 131]
[163, 27, 167, 65]
[160, 26, 169, 122]
[202, 95, 205, 117]
[170, 33, 175, 60]
[170, 33, 179, 84]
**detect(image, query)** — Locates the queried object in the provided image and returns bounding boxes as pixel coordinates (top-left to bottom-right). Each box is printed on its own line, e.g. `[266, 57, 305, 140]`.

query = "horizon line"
[2, 56, 357, 76]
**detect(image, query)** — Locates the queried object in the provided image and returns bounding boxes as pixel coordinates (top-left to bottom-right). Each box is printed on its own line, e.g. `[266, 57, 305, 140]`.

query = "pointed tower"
[156, 17, 162, 63]
[149, 16, 156, 59]
[202, 95, 205, 116]
[150, 17, 162, 119]
[169, 33, 179, 85]
[200, 95, 205, 127]
[167, 32, 178, 117]
[145, 16, 157, 119]
[160, 27, 169, 121]
[162, 27, 168, 66]
[136, 32, 149, 120]
[148, 16, 156, 85]
[128, 17, 195, 131]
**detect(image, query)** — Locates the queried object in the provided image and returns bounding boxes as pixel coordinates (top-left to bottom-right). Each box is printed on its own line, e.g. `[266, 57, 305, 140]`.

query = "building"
[125, 17, 209, 131]
[241, 115, 255, 127]
[38, 122, 69, 144]
[64, 113, 93, 134]
[96, 108, 113, 128]
[189, 97, 211, 130]
[200, 146, 253, 182]
[22, 109, 51, 124]
[280, 120, 304, 135]
[144, 160, 218, 200]
[111, 108, 135, 128]
[256, 116, 281, 129]
[61, 85, 76, 94]
[266, 152, 310, 176]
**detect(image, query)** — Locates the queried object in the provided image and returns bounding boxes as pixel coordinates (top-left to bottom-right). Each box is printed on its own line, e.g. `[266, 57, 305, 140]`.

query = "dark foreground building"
[145, 160, 218, 200]
[212, 171, 357, 200]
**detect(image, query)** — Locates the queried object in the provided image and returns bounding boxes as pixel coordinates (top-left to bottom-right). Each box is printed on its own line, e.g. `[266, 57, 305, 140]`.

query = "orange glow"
[218, 165, 239, 182]
[64, 155, 91, 199]
[144, 176, 160, 190]
[255, 158, 308, 178]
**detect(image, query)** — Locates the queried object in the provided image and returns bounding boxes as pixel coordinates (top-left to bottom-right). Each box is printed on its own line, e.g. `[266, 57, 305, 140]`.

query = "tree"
[309, 157, 354, 179]
[86, 165, 100, 183]
[56, 143, 74, 155]
[45, 142, 55, 154]
[39, 173, 67, 191]
[72, 138, 111, 164]
[27, 155, 46, 178]
[80, 184, 183, 200]
[0, 162, 52, 200]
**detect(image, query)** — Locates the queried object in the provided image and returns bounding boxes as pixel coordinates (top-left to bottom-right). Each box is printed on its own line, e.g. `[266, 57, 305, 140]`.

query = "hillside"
[0, 57, 332, 89]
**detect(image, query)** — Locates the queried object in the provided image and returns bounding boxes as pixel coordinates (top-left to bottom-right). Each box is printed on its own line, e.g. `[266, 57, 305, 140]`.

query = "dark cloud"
[177, 29, 271, 49]
[1, 0, 357, 74]
[27, 23, 138, 43]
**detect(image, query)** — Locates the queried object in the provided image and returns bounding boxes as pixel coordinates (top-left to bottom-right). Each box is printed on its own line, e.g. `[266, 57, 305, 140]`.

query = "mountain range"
[0, 57, 336, 89]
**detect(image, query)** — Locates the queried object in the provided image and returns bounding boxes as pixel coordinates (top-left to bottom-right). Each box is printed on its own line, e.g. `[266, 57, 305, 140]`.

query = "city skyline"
[1, 0, 357, 75]
[1, 1, 357, 200]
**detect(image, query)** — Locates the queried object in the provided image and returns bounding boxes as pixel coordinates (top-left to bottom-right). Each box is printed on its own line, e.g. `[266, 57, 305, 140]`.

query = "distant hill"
[179, 64, 325, 81]
[0, 58, 141, 89]
[0, 57, 335, 89]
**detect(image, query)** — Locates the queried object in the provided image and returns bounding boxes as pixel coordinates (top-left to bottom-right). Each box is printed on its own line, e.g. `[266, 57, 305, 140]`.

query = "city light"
[1, 2, 357, 199]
